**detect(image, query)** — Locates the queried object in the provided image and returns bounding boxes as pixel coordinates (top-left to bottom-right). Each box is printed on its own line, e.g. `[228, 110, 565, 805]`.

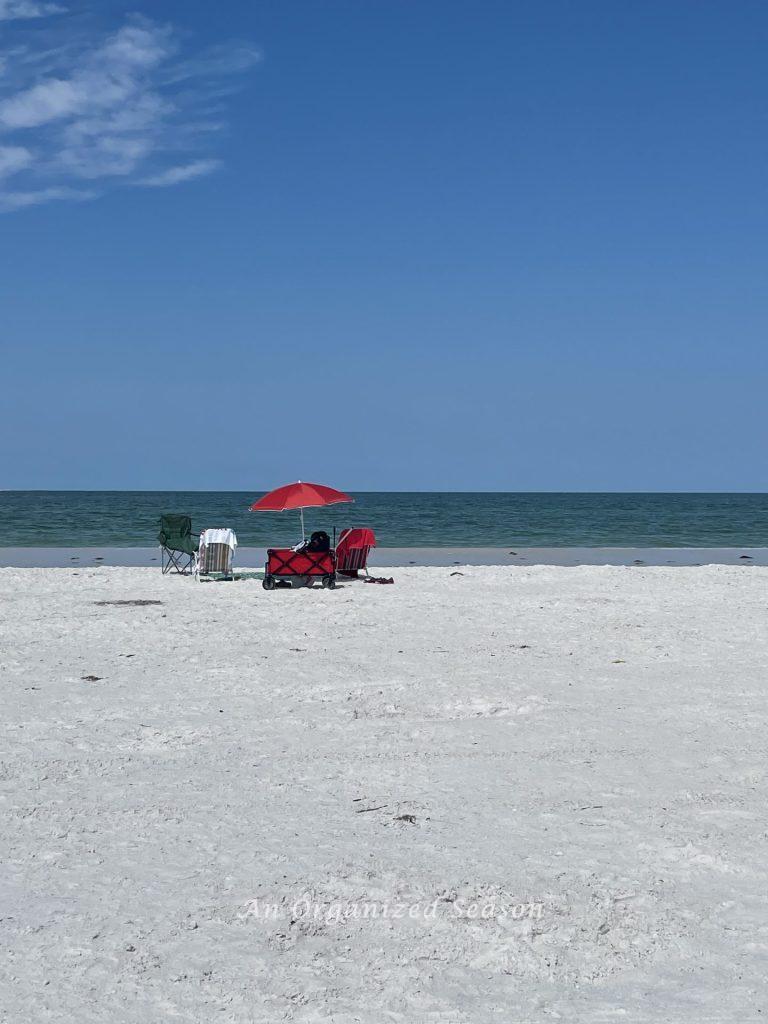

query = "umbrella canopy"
[249, 481, 353, 540]
[249, 481, 352, 513]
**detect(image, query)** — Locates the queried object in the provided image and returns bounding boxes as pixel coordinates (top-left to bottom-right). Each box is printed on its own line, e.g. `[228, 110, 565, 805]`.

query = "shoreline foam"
[2, 545, 768, 567]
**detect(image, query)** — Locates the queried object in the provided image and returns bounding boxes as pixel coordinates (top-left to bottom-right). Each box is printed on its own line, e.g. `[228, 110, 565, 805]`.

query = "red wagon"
[263, 547, 337, 590]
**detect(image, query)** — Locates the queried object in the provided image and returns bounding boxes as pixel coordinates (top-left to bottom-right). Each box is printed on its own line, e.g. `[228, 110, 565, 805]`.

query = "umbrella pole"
[300, 506, 305, 541]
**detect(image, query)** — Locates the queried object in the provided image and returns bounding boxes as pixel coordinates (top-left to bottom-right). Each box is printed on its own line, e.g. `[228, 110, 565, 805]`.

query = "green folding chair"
[158, 514, 198, 575]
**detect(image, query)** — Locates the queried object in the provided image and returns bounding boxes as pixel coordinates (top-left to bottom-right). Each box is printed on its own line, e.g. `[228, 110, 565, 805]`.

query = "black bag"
[306, 530, 330, 553]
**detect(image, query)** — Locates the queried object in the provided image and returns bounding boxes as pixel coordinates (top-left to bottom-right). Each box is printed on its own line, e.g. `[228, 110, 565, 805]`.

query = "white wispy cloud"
[0, 11, 259, 211]
[138, 157, 221, 187]
[0, 1, 65, 21]
[0, 142, 31, 175]
[164, 42, 262, 85]
[0, 183, 92, 210]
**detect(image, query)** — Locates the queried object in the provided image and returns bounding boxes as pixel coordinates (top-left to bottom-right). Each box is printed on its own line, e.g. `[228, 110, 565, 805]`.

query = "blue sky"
[1, 0, 766, 490]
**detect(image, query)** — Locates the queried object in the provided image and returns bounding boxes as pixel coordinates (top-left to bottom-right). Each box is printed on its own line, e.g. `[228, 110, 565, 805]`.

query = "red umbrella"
[249, 480, 353, 540]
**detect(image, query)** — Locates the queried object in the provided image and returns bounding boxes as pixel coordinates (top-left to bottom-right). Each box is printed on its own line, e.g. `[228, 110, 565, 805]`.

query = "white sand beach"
[2, 565, 767, 1022]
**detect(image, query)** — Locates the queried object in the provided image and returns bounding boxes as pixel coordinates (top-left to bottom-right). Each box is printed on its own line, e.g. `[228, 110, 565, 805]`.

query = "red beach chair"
[263, 548, 337, 590]
[335, 528, 376, 578]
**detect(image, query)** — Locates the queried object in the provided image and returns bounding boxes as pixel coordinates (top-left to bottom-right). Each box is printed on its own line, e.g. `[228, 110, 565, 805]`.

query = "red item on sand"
[336, 528, 376, 578]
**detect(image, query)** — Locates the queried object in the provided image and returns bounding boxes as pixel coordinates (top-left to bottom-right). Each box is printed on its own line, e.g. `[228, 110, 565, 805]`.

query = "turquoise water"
[1, 491, 768, 547]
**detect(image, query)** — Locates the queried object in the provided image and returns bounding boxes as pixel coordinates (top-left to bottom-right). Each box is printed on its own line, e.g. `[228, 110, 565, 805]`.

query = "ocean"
[1, 491, 767, 548]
